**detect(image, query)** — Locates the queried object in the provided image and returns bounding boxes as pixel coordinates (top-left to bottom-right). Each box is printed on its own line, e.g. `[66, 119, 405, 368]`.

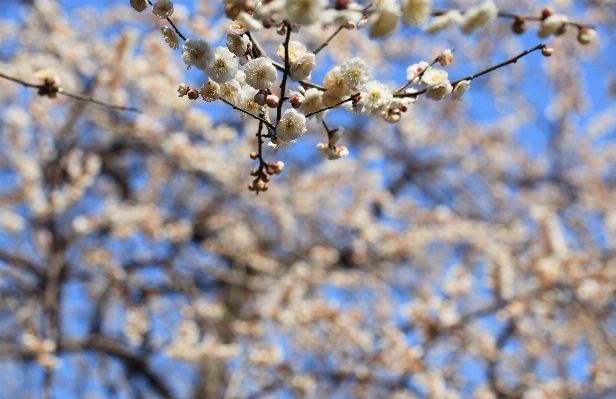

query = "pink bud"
[541, 47, 554, 57]
[265, 94, 279, 108]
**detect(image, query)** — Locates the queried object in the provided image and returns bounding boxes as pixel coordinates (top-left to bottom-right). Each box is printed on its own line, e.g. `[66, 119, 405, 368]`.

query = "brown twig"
[0, 72, 142, 113]
[393, 44, 546, 98]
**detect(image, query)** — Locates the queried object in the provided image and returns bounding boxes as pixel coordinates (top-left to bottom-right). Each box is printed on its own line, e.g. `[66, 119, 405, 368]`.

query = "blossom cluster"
[131, 0, 598, 191]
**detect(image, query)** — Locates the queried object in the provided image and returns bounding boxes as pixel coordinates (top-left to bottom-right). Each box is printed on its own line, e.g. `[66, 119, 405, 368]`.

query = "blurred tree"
[0, 1, 615, 399]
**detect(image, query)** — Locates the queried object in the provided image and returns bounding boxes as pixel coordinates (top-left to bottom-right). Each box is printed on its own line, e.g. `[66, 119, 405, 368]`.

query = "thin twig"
[312, 4, 372, 54]
[0, 72, 142, 113]
[306, 93, 360, 118]
[393, 44, 546, 98]
[313, 25, 344, 55]
[146, 0, 187, 40]
[395, 47, 455, 93]
[220, 98, 275, 131]
[276, 22, 292, 123]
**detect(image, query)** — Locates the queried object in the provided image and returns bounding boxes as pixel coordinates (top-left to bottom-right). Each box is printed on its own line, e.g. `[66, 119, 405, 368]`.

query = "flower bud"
[512, 17, 526, 35]
[250, 152, 258, 159]
[439, 49, 453, 67]
[577, 28, 597, 45]
[272, 161, 284, 174]
[289, 96, 302, 108]
[277, 24, 287, 36]
[187, 88, 200, 100]
[178, 83, 189, 97]
[541, 6, 554, 19]
[254, 91, 267, 106]
[357, 15, 368, 30]
[541, 47, 554, 57]
[265, 94, 279, 108]
[344, 21, 356, 30]
[250, 167, 259, 176]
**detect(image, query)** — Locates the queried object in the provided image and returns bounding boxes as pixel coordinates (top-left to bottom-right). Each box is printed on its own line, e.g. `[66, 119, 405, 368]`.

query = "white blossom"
[425, 81, 453, 101]
[323, 66, 353, 97]
[297, 88, 325, 121]
[341, 57, 370, 89]
[359, 80, 392, 116]
[421, 68, 448, 87]
[423, 10, 461, 34]
[317, 143, 350, 160]
[289, 52, 315, 82]
[205, 47, 238, 83]
[368, 4, 400, 39]
[406, 61, 430, 84]
[200, 81, 220, 102]
[401, 0, 432, 26]
[276, 41, 307, 65]
[244, 57, 277, 90]
[284, 0, 328, 26]
[161, 25, 179, 50]
[237, 86, 261, 119]
[181, 39, 213, 70]
[220, 79, 243, 105]
[152, 0, 174, 19]
[226, 33, 250, 57]
[538, 14, 569, 38]
[276, 109, 307, 142]
[459, 0, 498, 35]
[451, 80, 471, 101]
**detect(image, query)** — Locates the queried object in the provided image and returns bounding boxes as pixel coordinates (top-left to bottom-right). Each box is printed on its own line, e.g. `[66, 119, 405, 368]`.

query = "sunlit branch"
[276, 22, 292, 123]
[219, 97, 275, 131]
[305, 93, 360, 118]
[393, 44, 546, 98]
[0, 72, 142, 113]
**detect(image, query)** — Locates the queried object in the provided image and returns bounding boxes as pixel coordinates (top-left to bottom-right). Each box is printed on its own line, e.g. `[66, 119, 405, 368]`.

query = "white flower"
[285, 0, 328, 26]
[421, 68, 448, 87]
[323, 66, 353, 97]
[220, 79, 243, 105]
[200, 81, 220, 102]
[205, 47, 238, 83]
[402, 0, 432, 26]
[451, 80, 470, 101]
[406, 61, 430, 84]
[237, 86, 261, 118]
[276, 41, 307, 65]
[459, 0, 498, 35]
[231, 11, 263, 34]
[244, 58, 278, 90]
[538, 14, 569, 38]
[130, 0, 147, 12]
[368, 4, 400, 39]
[235, 70, 247, 87]
[161, 25, 179, 50]
[359, 80, 392, 116]
[289, 52, 315, 82]
[276, 109, 307, 141]
[372, 0, 396, 9]
[181, 39, 213, 70]
[152, 0, 174, 19]
[297, 88, 324, 121]
[425, 81, 453, 101]
[226, 33, 250, 57]
[341, 57, 370, 89]
[423, 10, 461, 34]
[317, 143, 349, 160]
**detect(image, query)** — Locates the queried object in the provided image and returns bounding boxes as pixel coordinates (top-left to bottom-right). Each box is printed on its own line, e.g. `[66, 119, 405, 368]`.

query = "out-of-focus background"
[1, 0, 616, 398]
